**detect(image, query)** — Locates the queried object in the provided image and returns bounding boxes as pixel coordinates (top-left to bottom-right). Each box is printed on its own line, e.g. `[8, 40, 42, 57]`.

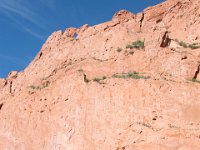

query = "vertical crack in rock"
[0, 103, 3, 110]
[140, 13, 145, 31]
[160, 31, 171, 48]
[193, 64, 200, 79]
[38, 52, 43, 59]
[9, 81, 13, 94]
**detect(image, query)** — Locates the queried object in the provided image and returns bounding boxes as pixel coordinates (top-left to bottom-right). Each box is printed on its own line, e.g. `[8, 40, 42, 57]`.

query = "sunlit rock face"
[1, 0, 200, 149]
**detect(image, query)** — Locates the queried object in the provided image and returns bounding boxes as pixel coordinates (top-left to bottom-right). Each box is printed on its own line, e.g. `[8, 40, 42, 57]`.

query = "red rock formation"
[1, 0, 200, 149]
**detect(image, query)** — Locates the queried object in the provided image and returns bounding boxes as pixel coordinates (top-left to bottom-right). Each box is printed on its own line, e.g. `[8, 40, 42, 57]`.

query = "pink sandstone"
[1, 0, 200, 149]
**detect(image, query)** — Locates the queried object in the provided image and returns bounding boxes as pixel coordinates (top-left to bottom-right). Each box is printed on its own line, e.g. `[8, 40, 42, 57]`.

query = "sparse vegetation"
[112, 72, 150, 79]
[84, 72, 150, 84]
[191, 78, 200, 83]
[126, 40, 144, 49]
[188, 43, 200, 49]
[126, 44, 134, 49]
[84, 74, 107, 84]
[92, 57, 109, 62]
[178, 41, 188, 48]
[117, 47, 122, 52]
[92, 76, 107, 83]
[29, 81, 50, 90]
[136, 122, 152, 129]
[176, 39, 200, 49]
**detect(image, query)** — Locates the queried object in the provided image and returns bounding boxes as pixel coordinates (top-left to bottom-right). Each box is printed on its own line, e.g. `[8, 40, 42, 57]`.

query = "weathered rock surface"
[1, 0, 200, 149]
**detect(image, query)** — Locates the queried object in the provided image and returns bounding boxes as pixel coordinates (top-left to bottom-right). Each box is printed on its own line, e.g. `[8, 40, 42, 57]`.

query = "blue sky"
[0, 0, 164, 78]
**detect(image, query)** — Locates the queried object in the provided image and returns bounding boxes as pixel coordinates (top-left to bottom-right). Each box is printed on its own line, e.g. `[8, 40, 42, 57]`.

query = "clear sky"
[0, 0, 164, 78]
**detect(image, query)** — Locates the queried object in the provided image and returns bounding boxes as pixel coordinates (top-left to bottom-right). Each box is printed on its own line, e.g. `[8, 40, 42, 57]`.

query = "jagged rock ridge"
[1, 0, 200, 149]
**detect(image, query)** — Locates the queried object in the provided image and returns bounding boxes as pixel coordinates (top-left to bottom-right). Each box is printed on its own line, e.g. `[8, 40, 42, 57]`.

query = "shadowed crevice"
[160, 31, 171, 48]
[193, 64, 200, 79]
[0, 103, 4, 110]
[140, 13, 145, 31]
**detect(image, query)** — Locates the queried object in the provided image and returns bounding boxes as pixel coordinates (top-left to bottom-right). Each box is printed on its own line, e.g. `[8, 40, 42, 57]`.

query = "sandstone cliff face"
[1, 0, 200, 149]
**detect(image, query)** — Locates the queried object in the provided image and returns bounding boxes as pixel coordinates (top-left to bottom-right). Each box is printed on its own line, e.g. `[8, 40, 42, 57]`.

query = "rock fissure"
[193, 64, 200, 79]
[9, 81, 13, 95]
[0, 103, 3, 110]
[139, 12, 145, 31]
[160, 31, 171, 48]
